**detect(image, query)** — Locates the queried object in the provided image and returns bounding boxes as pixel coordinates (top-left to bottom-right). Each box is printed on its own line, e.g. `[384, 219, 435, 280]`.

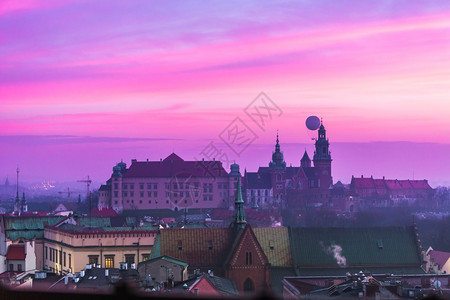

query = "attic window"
[177, 240, 182, 250]
[269, 240, 274, 250]
[377, 239, 383, 249]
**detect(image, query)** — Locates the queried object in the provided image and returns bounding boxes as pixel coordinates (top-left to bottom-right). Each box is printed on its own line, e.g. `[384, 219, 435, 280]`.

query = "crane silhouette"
[77, 175, 92, 201]
[58, 187, 72, 202]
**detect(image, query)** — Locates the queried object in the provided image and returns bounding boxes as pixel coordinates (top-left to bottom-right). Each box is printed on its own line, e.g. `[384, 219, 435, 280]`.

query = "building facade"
[43, 216, 157, 274]
[98, 153, 240, 213]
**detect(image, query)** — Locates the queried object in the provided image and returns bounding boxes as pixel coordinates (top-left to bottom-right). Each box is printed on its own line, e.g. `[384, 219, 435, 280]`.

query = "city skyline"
[2, 1, 450, 185]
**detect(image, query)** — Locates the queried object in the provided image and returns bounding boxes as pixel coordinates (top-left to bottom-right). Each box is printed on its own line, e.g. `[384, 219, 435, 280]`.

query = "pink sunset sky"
[1, 0, 450, 187]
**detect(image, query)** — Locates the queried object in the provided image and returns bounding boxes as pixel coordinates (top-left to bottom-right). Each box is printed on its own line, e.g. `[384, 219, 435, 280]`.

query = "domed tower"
[313, 121, 332, 190]
[269, 132, 286, 170]
[228, 162, 241, 209]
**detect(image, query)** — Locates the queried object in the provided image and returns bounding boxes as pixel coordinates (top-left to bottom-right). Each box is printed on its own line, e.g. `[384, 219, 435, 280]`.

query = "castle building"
[245, 122, 333, 209]
[98, 153, 240, 213]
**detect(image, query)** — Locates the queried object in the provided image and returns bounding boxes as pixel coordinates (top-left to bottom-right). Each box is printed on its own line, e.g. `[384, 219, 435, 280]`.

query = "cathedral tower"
[313, 121, 332, 189]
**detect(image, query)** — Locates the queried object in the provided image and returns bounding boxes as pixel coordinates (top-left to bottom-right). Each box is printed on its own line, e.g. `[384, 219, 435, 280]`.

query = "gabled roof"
[164, 153, 184, 161]
[253, 227, 292, 267]
[88, 207, 118, 217]
[301, 151, 311, 162]
[224, 225, 269, 268]
[428, 249, 450, 268]
[6, 244, 26, 260]
[159, 228, 234, 268]
[122, 154, 229, 178]
[289, 227, 422, 270]
[99, 185, 111, 191]
[138, 255, 188, 268]
[246, 172, 272, 189]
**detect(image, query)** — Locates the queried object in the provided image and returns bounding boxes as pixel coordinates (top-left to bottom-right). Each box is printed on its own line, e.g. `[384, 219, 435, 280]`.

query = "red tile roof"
[160, 228, 234, 268]
[6, 244, 26, 260]
[409, 180, 432, 189]
[352, 178, 375, 188]
[123, 153, 229, 178]
[88, 207, 118, 217]
[352, 177, 432, 190]
[429, 249, 450, 268]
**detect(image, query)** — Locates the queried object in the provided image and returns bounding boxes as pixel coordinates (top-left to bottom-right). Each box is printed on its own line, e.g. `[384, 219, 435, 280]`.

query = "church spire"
[14, 166, 20, 215]
[269, 131, 286, 170]
[233, 176, 246, 232]
[313, 121, 331, 162]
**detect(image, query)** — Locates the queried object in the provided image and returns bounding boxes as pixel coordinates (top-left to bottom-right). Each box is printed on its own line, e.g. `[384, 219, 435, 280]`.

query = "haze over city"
[1, 0, 450, 186]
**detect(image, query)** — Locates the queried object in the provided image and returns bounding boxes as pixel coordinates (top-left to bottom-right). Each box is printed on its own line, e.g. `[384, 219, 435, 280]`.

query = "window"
[45, 246, 48, 259]
[64, 252, 66, 267]
[246, 252, 253, 265]
[130, 184, 134, 189]
[123, 191, 128, 197]
[17, 264, 22, 272]
[140, 183, 144, 189]
[130, 191, 134, 197]
[123, 184, 128, 189]
[209, 183, 213, 192]
[148, 191, 152, 197]
[140, 192, 144, 197]
[9, 264, 13, 271]
[148, 200, 151, 204]
[177, 240, 182, 250]
[141, 254, 150, 261]
[89, 255, 99, 265]
[125, 254, 135, 267]
[147, 183, 152, 189]
[114, 191, 118, 197]
[68, 254, 72, 268]
[153, 183, 158, 189]
[114, 183, 118, 189]
[105, 255, 114, 268]
[154, 191, 157, 197]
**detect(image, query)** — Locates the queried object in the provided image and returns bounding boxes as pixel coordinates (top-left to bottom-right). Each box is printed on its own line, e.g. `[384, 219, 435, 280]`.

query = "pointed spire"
[233, 176, 246, 231]
[270, 131, 286, 169]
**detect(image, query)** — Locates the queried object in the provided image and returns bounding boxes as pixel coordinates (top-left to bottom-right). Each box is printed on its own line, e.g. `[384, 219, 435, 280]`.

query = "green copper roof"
[233, 176, 246, 230]
[290, 227, 422, 268]
[138, 255, 188, 268]
[78, 217, 111, 227]
[149, 234, 160, 259]
[4, 216, 65, 241]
